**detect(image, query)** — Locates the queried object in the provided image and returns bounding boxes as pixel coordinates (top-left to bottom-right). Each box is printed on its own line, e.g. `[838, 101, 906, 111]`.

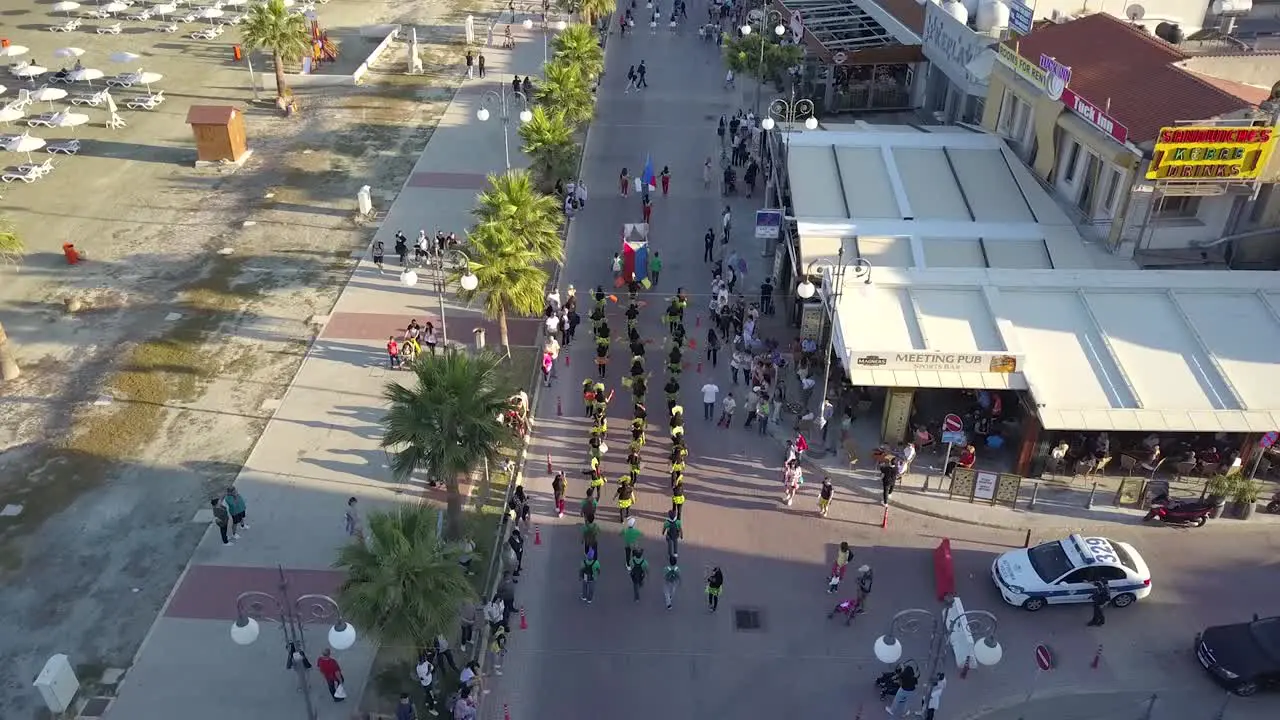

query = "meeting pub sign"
[853, 352, 1022, 374]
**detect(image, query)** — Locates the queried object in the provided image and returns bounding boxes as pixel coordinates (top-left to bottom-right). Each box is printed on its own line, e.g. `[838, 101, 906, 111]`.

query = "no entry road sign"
[943, 414, 963, 433]
[1035, 644, 1054, 671]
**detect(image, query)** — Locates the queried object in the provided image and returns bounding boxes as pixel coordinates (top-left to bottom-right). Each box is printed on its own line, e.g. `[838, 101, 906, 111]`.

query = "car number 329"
[1084, 537, 1119, 564]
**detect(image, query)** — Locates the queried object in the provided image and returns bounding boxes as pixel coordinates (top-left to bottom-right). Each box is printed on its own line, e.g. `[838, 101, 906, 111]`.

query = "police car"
[991, 533, 1152, 612]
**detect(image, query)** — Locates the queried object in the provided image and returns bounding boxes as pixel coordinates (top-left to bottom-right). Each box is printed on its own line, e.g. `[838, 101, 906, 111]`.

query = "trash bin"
[472, 327, 486, 351]
[62, 243, 80, 265]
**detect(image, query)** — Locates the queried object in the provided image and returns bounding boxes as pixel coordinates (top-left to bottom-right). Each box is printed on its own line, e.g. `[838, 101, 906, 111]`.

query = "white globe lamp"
[796, 278, 817, 299]
[230, 617, 261, 646]
[874, 635, 903, 664]
[460, 272, 480, 291]
[519, 108, 533, 123]
[804, 116, 819, 130]
[973, 637, 1003, 666]
[761, 117, 776, 131]
[774, 23, 785, 35]
[522, 18, 534, 29]
[328, 622, 358, 651]
[400, 270, 419, 288]
[476, 107, 491, 122]
[740, 24, 752, 35]
[554, 19, 567, 30]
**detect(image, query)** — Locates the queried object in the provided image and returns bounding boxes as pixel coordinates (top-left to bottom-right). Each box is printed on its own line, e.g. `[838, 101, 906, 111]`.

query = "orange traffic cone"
[881, 505, 889, 529]
[696, 361, 703, 373]
[504, 704, 511, 720]
[534, 525, 542, 545]
[564, 352, 570, 367]
[546, 453, 552, 473]
[519, 607, 528, 630]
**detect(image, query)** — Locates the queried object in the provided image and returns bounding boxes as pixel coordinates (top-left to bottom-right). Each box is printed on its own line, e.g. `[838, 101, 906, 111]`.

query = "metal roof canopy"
[783, 0, 901, 52]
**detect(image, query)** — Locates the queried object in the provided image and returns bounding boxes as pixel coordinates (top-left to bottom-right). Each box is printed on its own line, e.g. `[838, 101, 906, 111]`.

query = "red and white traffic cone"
[881, 505, 889, 529]
[534, 525, 542, 545]
[503, 704, 511, 720]
[959, 655, 971, 679]
[546, 453, 552, 473]
[1091, 644, 1103, 669]
[696, 361, 703, 373]
[564, 352, 570, 367]
[519, 607, 528, 630]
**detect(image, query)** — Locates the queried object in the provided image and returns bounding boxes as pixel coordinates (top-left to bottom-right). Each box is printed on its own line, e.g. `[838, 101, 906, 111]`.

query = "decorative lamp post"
[229, 565, 358, 720]
[477, 84, 533, 170]
[401, 250, 478, 345]
[523, 7, 568, 65]
[760, 89, 818, 139]
[739, 9, 786, 115]
[795, 243, 870, 456]
[873, 606, 1002, 717]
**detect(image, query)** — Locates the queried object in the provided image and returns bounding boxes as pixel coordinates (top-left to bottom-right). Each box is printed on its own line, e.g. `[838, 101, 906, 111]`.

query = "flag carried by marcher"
[641, 154, 656, 192]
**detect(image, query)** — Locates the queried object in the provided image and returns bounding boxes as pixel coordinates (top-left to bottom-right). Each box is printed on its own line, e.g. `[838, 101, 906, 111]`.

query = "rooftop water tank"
[945, 0, 970, 25]
[1212, 0, 1253, 15]
[976, 0, 1010, 32]
[961, 0, 981, 18]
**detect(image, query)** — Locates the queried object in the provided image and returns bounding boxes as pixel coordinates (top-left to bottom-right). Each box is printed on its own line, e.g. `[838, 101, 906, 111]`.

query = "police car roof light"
[1067, 534, 1095, 564]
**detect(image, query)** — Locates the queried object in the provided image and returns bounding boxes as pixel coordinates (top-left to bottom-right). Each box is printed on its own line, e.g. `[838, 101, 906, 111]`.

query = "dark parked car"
[1196, 615, 1280, 696]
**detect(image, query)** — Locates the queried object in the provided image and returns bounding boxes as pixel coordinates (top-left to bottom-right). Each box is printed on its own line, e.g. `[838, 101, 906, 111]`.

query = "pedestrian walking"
[662, 508, 681, 559]
[926, 674, 947, 720]
[458, 601, 479, 651]
[662, 558, 681, 609]
[756, 395, 771, 434]
[486, 624, 507, 677]
[415, 651, 442, 716]
[396, 693, 416, 720]
[700, 381, 719, 421]
[721, 205, 732, 239]
[760, 276, 775, 315]
[432, 633, 459, 674]
[344, 496, 365, 544]
[483, 594, 505, 635]
[629, 547, 649, 601]
[507, 526, 525, 580]
[718, 392, 736, 427]
[828, 541, 854, 593]
[552, 471, 566, 517]
[317, 648, 346, 701]
[611, 252, 623, 279]
[887, 664, 919, 717]
[465, 50, 474, 78]
[210, 497, 231, 544]
[702, 227, 714, 263]
[880, 460, 897, 505]
[1087, 580, 1109, 626]
[622, 516, 642, 567]
[395, 232, 409, 266]
[650, 251, 662, 286]
[371, 239, 385, 272]
[625, 64, 637, 93]
[581, 512, 600, 558]
[224, 486, 248, 538]
[580, 548, 601, 603]
[705, 566, 724, 612]
[855, 565, 873, 613]
[477, 52, 486, 77]
[660, 165, 671, 195]
[636, 59, 648, 87]
[642, 192, 653, 223]
[620, 167, 631, 197]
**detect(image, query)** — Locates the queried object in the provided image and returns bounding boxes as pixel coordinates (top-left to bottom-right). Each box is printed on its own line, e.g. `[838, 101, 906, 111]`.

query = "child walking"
[705, 566, 724, 612]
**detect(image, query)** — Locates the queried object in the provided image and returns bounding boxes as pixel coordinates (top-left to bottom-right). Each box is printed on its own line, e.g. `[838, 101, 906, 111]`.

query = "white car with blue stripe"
[991, 533, 1152, 612]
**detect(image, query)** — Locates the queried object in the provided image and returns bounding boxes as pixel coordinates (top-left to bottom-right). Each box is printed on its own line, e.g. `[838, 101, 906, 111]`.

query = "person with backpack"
[580, 548, 601, 603]
[662, 557, 681, 609]
[705, 566, 724, 612]
[621, 517, 642, 568]
[628, 547, 649, 601]
[552, 471, 566, 518]
[662, 508, 682, 560]
[580, 485, 598, 519]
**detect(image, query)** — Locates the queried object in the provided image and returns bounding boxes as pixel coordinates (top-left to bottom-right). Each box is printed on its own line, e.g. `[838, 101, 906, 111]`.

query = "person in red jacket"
[660, 166, 671, 195]
[642, 192, 653, 223]
[316, 649, 345, 701]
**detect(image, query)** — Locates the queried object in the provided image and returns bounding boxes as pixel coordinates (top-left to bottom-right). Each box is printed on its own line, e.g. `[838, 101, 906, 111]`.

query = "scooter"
[1143, 493, 1215, 527]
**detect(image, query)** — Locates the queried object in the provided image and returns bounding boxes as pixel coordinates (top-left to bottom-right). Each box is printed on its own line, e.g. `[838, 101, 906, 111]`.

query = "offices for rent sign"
[1146, 126, 1279, 181]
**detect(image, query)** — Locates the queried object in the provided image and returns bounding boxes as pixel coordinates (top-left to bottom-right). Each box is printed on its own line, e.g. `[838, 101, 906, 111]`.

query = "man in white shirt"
[700, 382, 719, 421]
[415, 654, 440, 716]
[575, 178, 588, 208]
[721, 206, 732, 239]
[718, 392, 737, 427]
[926, 673, 947, 720]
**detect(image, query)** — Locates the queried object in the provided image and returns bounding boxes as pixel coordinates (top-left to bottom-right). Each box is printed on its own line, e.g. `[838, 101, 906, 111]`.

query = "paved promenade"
[103, 7, 547, 719]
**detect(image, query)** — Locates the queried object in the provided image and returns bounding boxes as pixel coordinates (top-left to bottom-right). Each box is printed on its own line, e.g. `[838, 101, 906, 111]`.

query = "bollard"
[696, 361, 703, 373]
[564, 352, 570, 367]
[1091, 644, 1103, 669]
[1086, 481, 1099, 509]
[519, 607, 528, 630]
[959, 655, 971, 679]
[1028, 481, 1040, 509]
[504, 704, 511, 720]
[1023, 528, 1031, 548]
[880, 505, 889, 529]
[534, 526, 541, 545]
[922, 474, 930, 492]
[556, 396, 563, 416]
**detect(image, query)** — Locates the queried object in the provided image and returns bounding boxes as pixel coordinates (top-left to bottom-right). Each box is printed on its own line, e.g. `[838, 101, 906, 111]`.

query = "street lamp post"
[400, 249, 480, 345]
[522, 5, 568, 65]
[873, 606, 1003, 718]
[477, 82, 533, 170]
[796, 243, 870, 456]
[229, 565, 359, 720]
[739, 8, 786, 115]
[761, 89, 818, 140]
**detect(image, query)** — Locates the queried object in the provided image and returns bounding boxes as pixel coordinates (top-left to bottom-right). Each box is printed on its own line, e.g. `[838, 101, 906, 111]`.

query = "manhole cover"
[733, 607, 763, 631]
[78, 697, 113, 718]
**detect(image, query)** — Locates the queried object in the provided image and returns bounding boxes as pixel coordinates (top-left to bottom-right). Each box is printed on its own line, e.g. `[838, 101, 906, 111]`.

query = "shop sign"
[1007, 0, 1033, 36]
[850, 351, 1022, 374]
[1060, 87, 1128, 145]
[1147, 126, 1279, 181]
[754, 209, 782, 240]
[996, 44, 1072, 101]
[924, 1, 992, 93]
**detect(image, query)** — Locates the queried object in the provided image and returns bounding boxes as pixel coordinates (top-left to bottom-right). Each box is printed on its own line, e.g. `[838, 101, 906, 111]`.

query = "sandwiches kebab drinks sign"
[1147, 126, 1279, 181]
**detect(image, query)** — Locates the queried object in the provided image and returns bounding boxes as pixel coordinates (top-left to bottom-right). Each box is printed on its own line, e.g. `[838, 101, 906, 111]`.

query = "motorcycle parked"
[1265, 490, 1280, 514]
[1144, 492, 1215, 527]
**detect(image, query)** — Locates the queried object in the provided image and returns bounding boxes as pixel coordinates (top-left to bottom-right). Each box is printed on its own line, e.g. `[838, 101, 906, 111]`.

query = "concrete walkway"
[102, 7, 551, 719]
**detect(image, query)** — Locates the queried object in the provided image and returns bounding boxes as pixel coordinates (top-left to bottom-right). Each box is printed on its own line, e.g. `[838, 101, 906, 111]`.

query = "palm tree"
[0, 223, 22, 382]
[518, 107, 579, 191]
[558, 0, 616, 26]
[240, 0, 312, 101]
[334, 506, 478, 651]
[471, 171, 565, 260]
[457, 225, 553, 352]
[381, 352, 514, 538]
[552, 23, 604, 80]
[537, 60, 595, 127]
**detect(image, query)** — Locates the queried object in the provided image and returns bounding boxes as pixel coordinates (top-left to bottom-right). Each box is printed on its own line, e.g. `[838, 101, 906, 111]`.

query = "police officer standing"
[1087, 580, 1109, 627]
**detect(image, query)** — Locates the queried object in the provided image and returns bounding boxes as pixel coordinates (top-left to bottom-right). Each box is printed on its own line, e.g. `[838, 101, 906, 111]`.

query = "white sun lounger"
[157, 22, 180, 33]
[97, 22, 123, 34]
[47, 139, 80, 155]
[106, 73, 140, 88]
[26, 113, 60, 128]
[191, 26, 224, 40]
[49, 18, 82, 32]
[3, 163, 51, 184]
[19, 158, 54, 176]
[126, 91, 164, 110]
[128, 9, 153, 21]
[5, 90, 33, 111]
[70, 90, 109, 106]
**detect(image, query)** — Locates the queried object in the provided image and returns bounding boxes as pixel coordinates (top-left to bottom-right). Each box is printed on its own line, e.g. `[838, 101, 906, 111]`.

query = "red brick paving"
[323, 311, 541, 345]
[407, 172, 490, 190]
[165, 565, 346, 621]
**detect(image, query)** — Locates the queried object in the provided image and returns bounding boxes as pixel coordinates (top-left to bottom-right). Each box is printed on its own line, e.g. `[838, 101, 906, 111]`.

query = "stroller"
[875, 661, 918, 700]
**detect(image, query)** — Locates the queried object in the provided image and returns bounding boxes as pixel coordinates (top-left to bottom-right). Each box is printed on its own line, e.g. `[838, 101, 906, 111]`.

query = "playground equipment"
[310, 19, 339, 67]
